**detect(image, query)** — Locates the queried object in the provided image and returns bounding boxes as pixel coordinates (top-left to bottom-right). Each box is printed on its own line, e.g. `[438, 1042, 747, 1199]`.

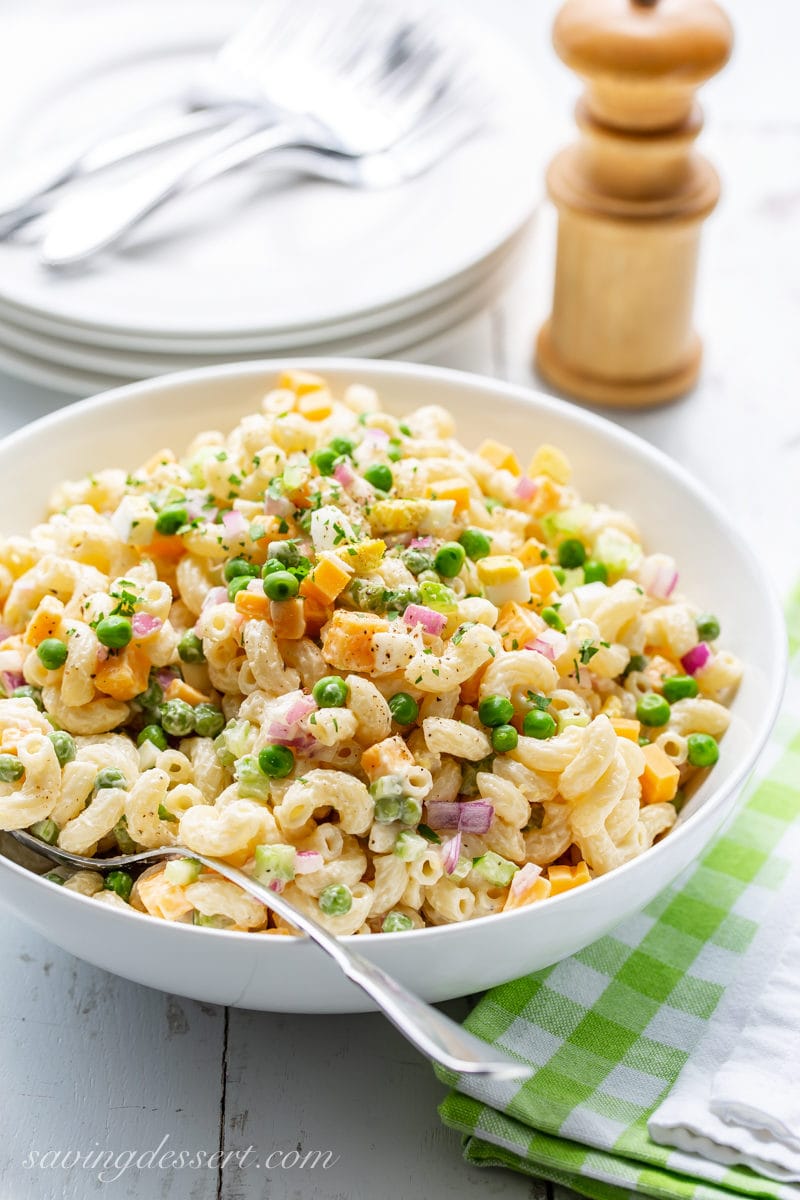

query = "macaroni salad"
[0, 372, 742, 935]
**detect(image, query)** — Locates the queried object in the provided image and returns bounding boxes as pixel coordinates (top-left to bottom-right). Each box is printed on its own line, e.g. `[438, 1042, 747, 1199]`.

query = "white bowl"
[0, 360, 786, 1012]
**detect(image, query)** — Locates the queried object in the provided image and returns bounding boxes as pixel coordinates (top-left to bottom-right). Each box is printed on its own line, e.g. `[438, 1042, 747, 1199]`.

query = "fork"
[10, 828, 531, 1083]
[39, 1, 460, 267]
[41, 87, 481, 269]
[0, 0, 415, 231]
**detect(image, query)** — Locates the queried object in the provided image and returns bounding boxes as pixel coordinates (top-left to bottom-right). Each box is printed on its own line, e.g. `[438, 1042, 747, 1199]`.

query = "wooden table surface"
[0, 1, 796, 1198]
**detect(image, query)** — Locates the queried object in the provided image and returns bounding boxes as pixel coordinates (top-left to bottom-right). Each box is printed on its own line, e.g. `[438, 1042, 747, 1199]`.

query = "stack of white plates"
[0, 0, 552, 395]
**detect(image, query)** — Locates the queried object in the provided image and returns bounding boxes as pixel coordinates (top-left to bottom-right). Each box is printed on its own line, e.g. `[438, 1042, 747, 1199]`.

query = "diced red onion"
[157, 668, 179, 691]
[425, 799, 494, 834]
[295, 851, 324, 875]
[264, 494, 293, 517]
[268, 879, 285, 894]
[639, 554, 679, 600]
[681, 642, 711, 675]
[458, 800, 494, 834]
[333, 461, 355, 486]
[528, 629, 567, 662]
[441, 833, 462, 875]
[0, 670, 24, 695]
[363, 427, 389, 444]
[514, 477, 538, 501]
[402, 604, 447, 636]
[409, 536, 435, 550]
[425, 801, 461, 830]
[508, 862, 542, 900]
[132, 613, 162, 639]
[0, 625, 13, 643]
[245, 578, 264, 595]
[285, 694, 318, 725]
[202, 586, 229, 610]
[222, 509, 247, 538]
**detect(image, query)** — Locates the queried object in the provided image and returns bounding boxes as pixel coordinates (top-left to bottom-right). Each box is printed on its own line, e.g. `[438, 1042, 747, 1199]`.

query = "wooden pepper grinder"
[535, 0, 733, 408]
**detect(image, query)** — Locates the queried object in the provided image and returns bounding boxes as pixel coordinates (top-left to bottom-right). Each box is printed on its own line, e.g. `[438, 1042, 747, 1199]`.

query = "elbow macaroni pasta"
[0, 372, 740, 933]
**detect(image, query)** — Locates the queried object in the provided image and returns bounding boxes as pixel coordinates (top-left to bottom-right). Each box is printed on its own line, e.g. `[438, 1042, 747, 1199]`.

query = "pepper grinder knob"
[535, 0, 733, 408]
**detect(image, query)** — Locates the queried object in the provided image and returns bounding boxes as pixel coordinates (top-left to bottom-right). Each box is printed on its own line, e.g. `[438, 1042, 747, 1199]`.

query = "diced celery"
[29, 818, 59, 845]
[193, 912, 234, 929]
[393, 830, 428, 862]
[540, 504, 594, 541]
[557, 708, 591, 732]
[559, 567, 585, 593]
[165, 858, 203, 886]
[234, 754, 270, 800]
[593, 528, 642, 575]
[472, 851, 519, 887]
[253, 843, 296, 884]
[214, 719, 252, 768]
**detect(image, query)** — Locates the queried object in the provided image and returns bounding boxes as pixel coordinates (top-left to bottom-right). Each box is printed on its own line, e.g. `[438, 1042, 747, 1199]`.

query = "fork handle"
[41, 115, 304, 268]
[0, 104, 249, 228]
[190, 853, 530, 1081]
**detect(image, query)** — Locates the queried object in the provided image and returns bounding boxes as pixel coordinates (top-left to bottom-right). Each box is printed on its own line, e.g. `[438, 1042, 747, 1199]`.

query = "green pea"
[95, 767, 128, 791]
[636, 693, 671, 727]
[329, 437, 355, 458]
[223, 557, 258, 582]
[318, 883, 352, 916]
[434, 541, 466, 578]
[29, 818, 59, 845]
[374, 794, 401, 823]
[388, 692, 419, 726]
[662, 675, 699, 703]
[522, 709, 556, 739]
[160, 699, 195, 736]
[158, 803, 177, 822]
[492, 724, 519, 753]
[12, 684, 43, 709]
[95, 615, 132, 650]
[310, 448, 337, 476]
[36, 638, 67, 670]
[363, 463, 393, 492]
[382, 911, 414, 932]
[262, 570, 299, 601]
[312, 676, 349, 708]
[687, 732, 719, 768]
[623, 654, 648, 678]
[696, 613, 720, 641]
[154, 502, 187, 536]
[48, 730, 76, 766]
[401, 547, 434, 576]
[177, 631, 206, 663]
[268, 540, 302, 567]
[541, 606, 565, 632]
[399, 797, 422, 826]
[0, 754, 24, 782]
[136, 675, 163, 713]
[227, 576, 252, 602]
[137, 724, 168, 751]
[384, 585, 421, 616]
[582, 560, 608, 585]
[458, 528, 491, 561]
[43, 871, 65, 886]
[104, 871, 133, 902]
[558, 538, 586, 569]
[478, 694, 514, 728]
[257, 744, 295, 778]
[193, 704, 225, 739]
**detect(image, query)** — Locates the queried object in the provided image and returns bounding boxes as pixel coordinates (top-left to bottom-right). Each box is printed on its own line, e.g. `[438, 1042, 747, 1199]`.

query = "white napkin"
[649, 825, 800, 1182]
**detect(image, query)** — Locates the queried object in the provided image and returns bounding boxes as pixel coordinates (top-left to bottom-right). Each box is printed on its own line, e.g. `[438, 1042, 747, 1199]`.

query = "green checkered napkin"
[439, 603, 798, 1200]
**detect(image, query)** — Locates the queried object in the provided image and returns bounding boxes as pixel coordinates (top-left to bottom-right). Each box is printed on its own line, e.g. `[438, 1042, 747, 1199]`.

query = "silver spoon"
[10, 829, 531, 1083]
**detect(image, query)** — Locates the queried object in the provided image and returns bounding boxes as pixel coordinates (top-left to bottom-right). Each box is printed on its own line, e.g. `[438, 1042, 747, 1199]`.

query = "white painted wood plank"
[219, 1001, 544, 1200]
[0, 920, 225, 1200]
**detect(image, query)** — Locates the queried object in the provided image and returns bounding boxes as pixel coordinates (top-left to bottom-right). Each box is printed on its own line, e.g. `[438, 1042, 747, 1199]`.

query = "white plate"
[0, 360, 786, 1012]
[0, 222, 530, 368]
[0, 1, 550, 340]
[0, 273, 508, 396]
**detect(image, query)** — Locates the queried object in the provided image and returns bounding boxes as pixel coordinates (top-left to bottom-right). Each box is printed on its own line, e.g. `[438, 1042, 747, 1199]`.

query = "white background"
[0, 1, 797, 1198]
